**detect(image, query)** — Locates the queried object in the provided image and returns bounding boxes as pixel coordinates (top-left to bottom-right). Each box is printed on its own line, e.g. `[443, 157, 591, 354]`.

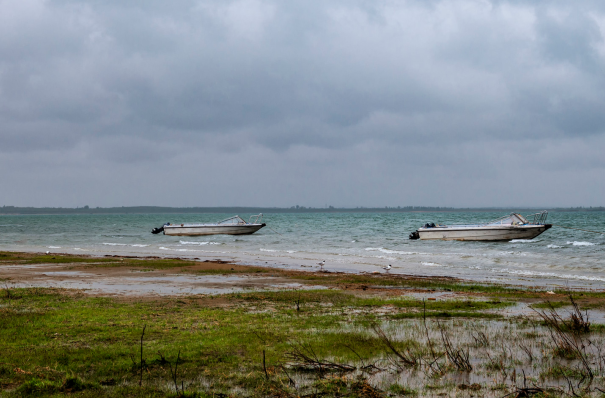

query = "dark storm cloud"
[1, 0, 604, 207]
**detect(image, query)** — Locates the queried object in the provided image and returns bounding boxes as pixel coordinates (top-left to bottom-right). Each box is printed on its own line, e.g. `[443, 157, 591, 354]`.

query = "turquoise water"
[1, 211, 604, 288]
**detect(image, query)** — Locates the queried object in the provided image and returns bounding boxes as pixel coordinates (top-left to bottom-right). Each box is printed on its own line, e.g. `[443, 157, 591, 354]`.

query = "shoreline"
[3, 247, 605, 294]
[3, 250, 604, 299]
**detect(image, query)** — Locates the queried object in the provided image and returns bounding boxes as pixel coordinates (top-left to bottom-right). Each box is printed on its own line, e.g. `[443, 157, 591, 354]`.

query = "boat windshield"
[217, 216, 247, 225]
[486, 213, 528, 226]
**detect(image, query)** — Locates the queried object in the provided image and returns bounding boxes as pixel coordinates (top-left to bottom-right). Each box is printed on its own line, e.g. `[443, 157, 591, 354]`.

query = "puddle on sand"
[483, 301, 605, 324]
[11, 276, 326, 296]
[4, 266, 328, 297]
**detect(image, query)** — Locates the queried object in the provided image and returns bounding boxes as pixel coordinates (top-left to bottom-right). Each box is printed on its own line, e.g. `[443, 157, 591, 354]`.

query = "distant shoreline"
[1, 205, 603, 215]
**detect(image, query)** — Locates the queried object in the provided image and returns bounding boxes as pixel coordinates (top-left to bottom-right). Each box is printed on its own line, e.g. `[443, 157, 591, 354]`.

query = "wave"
[258, 248, 298, 254]
[47, 246, 61, 249]
[131, 244, 149, 247]
[365, 247, 417, 255]
[501, 268, 605, 282]
[510, 239, 537, 243]
[421, 262, 443, 267]
[567, 241, 596, 246]
[547, 244, 562, 249]
[160, 246, 192, 252]
[159, 246, 225, 254]
[103, 243, 127, 246]
[179, 241, 221, 246]
[375, 255, 397, 261]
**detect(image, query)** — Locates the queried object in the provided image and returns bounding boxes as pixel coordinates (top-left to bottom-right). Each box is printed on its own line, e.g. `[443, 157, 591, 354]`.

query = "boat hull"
[418, 224, 551, 241]
[163, 224, 265, 236]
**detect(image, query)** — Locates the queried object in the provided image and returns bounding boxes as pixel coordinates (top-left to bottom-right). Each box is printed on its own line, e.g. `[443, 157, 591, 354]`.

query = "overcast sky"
[1, 0, 604, 208]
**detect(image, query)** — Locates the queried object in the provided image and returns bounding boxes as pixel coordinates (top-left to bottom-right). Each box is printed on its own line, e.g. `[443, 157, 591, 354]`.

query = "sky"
[1, 0, 604, 208]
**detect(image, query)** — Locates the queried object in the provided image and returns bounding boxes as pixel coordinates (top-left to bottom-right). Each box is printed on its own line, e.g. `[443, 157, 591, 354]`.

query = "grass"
[0, 251, 117, 265]
[0, 288, 399, 396]
[3, 287, 604, 397]
[2, 251, 605, 397]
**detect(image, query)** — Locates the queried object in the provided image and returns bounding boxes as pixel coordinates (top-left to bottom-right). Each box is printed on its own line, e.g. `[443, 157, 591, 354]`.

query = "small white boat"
[152, 214, 266, 236]
[409, 211, 552, 241]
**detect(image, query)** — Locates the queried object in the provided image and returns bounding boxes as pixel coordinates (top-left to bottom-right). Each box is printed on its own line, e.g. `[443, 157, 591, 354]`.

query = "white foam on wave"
[159, 246, 225, 254]
[258, 248, 298, 254]
[375, 255, 397, 261]
[131, 244, 149, 247]
[510, 239, 536, 243]
[160, 247, 189, 252]
[496, 251, 527, 256]
[421, 262, 443, 267]
[501, 268, 605, 282]
[547, 244, 562, 249]
[365, 247, 417, 255]
[47, 246, 61, 249]
[103, 243, 127, 246]
[567, 241, 596, 246]
[179, 241, 221, 246]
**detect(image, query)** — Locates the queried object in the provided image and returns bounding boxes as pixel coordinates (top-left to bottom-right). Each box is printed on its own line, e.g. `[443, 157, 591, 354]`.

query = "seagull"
[318, 260, 325, 271]
[46, 251, 50, 255]
[383, 264, 392, 273]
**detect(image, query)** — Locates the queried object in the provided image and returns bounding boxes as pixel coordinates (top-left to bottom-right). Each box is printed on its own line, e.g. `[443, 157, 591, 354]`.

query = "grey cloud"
[0, 0, 604, 206]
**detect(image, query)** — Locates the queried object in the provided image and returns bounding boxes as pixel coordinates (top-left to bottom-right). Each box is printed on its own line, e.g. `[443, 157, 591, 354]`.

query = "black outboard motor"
[151, 227, 163, 234]
[423, 222, 436, 228]
[409, 230, 420, 240]
[151, 223, 170, 235]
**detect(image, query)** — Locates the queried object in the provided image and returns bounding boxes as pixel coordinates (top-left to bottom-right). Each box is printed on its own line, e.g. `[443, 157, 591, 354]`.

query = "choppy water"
[1, 211, 603, 289]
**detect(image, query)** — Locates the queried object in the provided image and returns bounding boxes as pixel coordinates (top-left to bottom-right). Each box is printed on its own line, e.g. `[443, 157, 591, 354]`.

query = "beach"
[2, 250, 605, 396]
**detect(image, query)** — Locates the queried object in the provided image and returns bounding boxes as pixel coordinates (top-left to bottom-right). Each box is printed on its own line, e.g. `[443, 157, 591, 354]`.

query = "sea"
[1, 211, 603, 290]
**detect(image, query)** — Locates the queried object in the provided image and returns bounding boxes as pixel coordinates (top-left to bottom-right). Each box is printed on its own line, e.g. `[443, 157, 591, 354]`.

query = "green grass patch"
[530, 301, 568, 309]
[389, 383, 418, 395]
[0, 288, 411, 396]
[540, 364, 587, 380]
[0, 251, 117, 265]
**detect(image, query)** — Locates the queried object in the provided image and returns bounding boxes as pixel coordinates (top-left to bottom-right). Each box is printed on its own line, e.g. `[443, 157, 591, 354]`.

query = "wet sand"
[0, 257, 327, 297]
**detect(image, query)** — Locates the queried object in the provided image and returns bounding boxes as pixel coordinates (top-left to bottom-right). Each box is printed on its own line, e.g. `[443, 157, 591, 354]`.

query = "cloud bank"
[1, 0, 604, 207]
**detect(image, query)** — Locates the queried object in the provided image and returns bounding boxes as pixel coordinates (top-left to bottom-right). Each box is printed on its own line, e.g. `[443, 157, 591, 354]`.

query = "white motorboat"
[151, 214, 266, 236]
[409, 211, 552, 241]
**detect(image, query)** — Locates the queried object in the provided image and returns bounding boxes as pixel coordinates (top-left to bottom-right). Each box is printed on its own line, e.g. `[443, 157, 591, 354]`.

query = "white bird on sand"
[318, 260, 325, 271]
[383, 264, 392, 273]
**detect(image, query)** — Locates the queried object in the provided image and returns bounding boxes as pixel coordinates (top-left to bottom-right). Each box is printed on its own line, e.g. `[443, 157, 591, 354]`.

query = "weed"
[438, 321, 472, 371]
[389, 384, 418, 395]
[372, 324, 419, 368]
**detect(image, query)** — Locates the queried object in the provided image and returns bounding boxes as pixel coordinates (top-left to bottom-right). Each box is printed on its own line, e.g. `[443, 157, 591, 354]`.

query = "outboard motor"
[409, 230, 420, 240]
[151, 227, 163, 234]
[423, 222, 436, 228]
[151, 223, 170, 235]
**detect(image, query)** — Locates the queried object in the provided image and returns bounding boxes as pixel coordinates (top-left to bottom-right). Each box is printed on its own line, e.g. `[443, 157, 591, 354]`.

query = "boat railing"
[526, 210, 548, 225]
[249, 213, 263, 224]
